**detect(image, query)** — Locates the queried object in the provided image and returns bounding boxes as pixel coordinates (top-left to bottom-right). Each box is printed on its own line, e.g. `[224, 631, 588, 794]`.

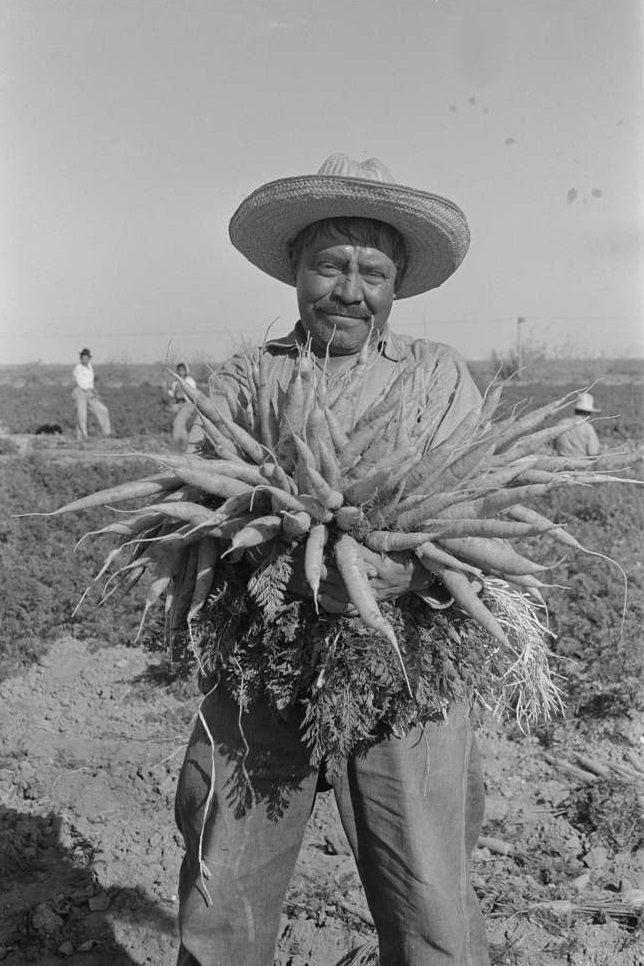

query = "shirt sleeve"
[401, 340, 482, 450]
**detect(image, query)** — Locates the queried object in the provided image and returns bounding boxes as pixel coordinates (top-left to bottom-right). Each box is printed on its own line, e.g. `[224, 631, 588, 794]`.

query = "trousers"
[171, 402, 197, 450]
[72, 387, 111, 438]
[175, 689, 490, 966]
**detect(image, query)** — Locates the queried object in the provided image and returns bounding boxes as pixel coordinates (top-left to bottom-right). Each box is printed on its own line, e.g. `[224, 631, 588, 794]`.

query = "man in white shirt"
[72, 348, 112, 439]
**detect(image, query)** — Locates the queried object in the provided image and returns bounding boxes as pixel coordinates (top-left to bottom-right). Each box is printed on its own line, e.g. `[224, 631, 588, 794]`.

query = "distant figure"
[167, 362, 197, 449]
[554, 391, 601, 457]
[72, 348, 112, 440]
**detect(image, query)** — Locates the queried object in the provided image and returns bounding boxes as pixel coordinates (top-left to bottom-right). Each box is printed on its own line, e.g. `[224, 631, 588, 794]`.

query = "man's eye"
[364, 270, 385, 280]
[316, 262, 341, 274]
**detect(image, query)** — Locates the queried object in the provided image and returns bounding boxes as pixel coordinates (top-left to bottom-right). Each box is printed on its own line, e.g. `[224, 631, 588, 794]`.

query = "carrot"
[323, 404, 350, 453]
[187, 537, 220, 623]
[510, 469, 561, 486]
[168, 465, 254, 502]
[208, 405, 266, 465]
[415, 541, 483, 577]
[165, 544, 200, 636]
[418, 439, 497, 496]
[197, 413, 244, 461]
[496, 417, 582, 464]
[259, 485, 322, 518]
[279, 367, 305, 441]
[305, 404, 325, 470]
[505, 505, 582, 549]
[293, 494, 335, 523]
[339, 408, 397, 472]
[222, 515, 282, 556]
[364, 530, 445, 553]
[205, 515, 253, 540]
[135, 541, 187, 640]
[131, 501, 226, 529]
[343, 467, 393, 506]
[491, 389, 580, 453]
[48, 474, 182, 516]
[256, 346, 276, 450]
[281, 510, 312, 542]
[392, 490, 479, 530]
[334, 505, 366, 531]
[436, 483, 554, 520]
[333, 533, 412, 695]
[317, 438, 341, 490]
[159, 454, 266, 488]
[437, 537, 548, 576]
[292, 435, 344, 510]
[259, 461, 298, 494]
[416, 518, 555, 540]
[401, 411, 479, 495]
[530, 456, 594, 472]
[427, 567, 509, 646]
[304, 522, 328, 610]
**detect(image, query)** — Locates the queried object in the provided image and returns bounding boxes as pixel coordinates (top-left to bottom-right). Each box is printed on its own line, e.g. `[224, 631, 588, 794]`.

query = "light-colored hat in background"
[228, 153, 470, 299]
[574, 392, 600, 413]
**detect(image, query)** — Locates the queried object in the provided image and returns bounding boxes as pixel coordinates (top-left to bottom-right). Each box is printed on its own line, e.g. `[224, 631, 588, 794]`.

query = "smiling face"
[293, 221, 400, 357]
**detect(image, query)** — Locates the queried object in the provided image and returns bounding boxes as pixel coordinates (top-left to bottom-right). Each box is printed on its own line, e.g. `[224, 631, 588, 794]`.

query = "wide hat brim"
[228, 174, 470, 299]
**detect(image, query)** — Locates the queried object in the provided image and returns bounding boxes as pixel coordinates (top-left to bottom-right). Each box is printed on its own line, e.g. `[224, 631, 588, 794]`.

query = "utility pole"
[516, 316, 526, 378]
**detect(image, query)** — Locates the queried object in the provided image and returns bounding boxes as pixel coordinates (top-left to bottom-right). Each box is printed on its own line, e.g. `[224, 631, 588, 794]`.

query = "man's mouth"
[316, 309, 370, 322]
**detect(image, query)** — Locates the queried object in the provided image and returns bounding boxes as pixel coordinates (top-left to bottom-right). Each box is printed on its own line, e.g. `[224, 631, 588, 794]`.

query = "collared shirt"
[203, 322, 481, 452]
[553, 417, 601, 457]
[73, 362, 94, 391]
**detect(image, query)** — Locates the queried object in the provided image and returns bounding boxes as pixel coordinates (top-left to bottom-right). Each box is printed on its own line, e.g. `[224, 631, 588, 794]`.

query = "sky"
[1, 0, 642, 367]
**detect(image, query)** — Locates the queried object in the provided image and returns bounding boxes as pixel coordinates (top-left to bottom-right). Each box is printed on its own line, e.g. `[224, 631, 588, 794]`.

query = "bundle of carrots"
[46, 344, 635, 712]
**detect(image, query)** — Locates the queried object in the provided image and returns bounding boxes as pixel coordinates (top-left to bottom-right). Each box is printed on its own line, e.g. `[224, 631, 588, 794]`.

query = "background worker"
[167, 362, 197, 450]
[71, 348, 112, 440]
[553, 391, 601, 457]
[175, 154, 489, 966]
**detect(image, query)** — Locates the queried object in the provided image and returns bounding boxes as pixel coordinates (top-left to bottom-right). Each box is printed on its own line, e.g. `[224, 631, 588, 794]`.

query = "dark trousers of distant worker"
[175, 689, 490, 966]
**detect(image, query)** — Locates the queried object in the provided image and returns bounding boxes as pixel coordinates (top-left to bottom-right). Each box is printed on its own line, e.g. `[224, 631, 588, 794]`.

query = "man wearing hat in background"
[71, 348, 112, 440]
[176, 155, 490, 965]
[553, 391, 601, 457]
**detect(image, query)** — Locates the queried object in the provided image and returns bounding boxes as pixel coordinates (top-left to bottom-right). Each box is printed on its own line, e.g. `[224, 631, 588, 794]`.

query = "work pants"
[72, 387, 111, 438]
[175, 689, 489, 966]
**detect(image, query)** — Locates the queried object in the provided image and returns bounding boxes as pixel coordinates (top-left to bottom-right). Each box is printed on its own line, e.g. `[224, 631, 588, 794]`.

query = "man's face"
[295, 227, 397, 357]
[177, 365, 187, 378]
[80, 354, 90, 367]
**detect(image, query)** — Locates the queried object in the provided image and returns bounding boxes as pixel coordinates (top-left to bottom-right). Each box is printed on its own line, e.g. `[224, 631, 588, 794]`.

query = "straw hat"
[228, 153, 470, 299]
[574, 392, 600, 413]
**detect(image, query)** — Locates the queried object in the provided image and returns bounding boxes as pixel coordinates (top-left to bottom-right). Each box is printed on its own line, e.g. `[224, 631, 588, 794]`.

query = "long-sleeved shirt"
[553, 417, 601, 457]
[72, 362, 95, 391]
[204, 322, 481, 452]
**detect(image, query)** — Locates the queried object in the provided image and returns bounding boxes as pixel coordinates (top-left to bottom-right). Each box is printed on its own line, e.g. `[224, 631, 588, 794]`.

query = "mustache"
[314, 301, 371, 320]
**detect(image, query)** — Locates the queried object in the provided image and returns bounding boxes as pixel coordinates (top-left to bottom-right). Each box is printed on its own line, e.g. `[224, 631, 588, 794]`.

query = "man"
[176, 154, 489, 966]
[167, 362, 198, 449]
[71, 348, 112, 440]
[553, 391, 601, 457]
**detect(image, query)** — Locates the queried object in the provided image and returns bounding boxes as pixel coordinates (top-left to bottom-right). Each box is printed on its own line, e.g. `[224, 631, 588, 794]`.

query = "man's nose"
[334, 270, 363, 303]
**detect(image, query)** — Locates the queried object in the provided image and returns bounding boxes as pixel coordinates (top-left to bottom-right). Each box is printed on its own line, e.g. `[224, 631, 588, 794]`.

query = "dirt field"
[0, 373, 642, 965]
